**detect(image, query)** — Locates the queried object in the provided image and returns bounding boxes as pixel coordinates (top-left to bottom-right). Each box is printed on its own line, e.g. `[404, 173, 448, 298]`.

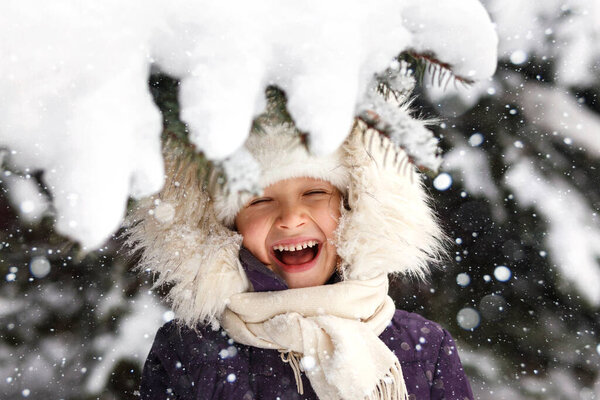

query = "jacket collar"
[239, 247, 288, 292]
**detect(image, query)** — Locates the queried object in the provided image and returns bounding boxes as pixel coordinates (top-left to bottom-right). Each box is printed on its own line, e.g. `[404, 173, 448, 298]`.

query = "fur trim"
[126, 119, 445, 329]
[124, 145, 248, 329]
[213, 123, 349, 227]
[336, 120, 446, 280]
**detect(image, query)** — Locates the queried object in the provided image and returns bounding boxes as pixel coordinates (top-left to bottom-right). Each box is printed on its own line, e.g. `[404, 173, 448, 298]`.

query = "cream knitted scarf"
[220, 273, 409, 400]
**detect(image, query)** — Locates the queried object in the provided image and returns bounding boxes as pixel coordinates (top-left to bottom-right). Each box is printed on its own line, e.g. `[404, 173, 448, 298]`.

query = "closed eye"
[249, 197, 271, 206]
[304, 189, 329, 196]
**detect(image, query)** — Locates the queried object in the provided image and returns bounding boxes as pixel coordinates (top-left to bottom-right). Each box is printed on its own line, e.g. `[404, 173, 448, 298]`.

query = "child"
[129, 118, 474, 399]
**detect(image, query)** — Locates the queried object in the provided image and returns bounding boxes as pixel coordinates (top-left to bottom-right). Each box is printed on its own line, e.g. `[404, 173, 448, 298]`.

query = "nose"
[277, 201, 306, 229]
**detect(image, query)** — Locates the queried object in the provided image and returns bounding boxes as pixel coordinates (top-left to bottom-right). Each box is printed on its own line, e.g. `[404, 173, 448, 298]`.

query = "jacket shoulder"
[392, 309, 446, 335]
[383, 310, 474, 399]
[140, 320, 242, 399]
[383, 309, 450, 364]
[154, 319, 237, 364]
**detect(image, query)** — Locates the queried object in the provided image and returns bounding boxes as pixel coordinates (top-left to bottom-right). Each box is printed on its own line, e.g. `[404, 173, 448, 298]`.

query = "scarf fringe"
[367, 361, 409, 400]
[281, 350, 408, 400]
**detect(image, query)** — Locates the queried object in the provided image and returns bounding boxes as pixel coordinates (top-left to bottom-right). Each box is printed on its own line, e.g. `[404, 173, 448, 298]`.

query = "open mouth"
[272, 240, 320, 268]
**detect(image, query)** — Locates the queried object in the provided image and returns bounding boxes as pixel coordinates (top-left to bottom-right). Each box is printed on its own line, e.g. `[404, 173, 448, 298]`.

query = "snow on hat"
[212, 122, 349, 228]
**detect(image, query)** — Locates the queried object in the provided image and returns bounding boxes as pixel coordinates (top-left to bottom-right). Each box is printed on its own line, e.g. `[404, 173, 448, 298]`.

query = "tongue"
[280, 248, 315, 265]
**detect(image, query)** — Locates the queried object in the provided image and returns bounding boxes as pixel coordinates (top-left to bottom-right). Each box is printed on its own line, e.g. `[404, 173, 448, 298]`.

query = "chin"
[284, 274, 327, 289]
[277, 258, 337, 288]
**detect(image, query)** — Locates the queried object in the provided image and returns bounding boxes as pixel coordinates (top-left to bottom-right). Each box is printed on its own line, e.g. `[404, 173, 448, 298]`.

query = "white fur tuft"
[213, 123, 349, 227]
[124, 146, 248, 329]
[336, 120, 446, 280]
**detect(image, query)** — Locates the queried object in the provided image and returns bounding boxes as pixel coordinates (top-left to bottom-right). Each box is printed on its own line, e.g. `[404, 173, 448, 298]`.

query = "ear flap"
[124, 144, 248, 329]
[335, 120, 447, 281]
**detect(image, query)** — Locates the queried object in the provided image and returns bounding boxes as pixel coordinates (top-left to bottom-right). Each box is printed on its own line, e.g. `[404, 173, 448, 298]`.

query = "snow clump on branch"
[0, 0, 497, 249]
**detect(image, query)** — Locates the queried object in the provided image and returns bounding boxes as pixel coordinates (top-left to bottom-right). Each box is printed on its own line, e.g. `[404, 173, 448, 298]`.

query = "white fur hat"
[125, 118, 445, 329]
[212, 123, 350, 227]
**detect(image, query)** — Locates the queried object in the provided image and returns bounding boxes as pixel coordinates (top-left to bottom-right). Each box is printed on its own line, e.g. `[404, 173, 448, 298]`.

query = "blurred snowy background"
[1, 1, 599, 399]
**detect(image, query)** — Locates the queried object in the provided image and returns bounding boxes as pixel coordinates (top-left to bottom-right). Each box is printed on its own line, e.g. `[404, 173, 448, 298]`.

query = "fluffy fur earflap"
[124, 144, 249, 329]
[335, 120, 446, 280]
[126, 119, 445, 329]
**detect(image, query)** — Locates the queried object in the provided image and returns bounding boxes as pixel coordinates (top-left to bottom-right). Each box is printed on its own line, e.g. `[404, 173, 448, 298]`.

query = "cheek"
[311, 211, 340, 245]
[237, 215, 271, 260]
[323, 200, 342, 236]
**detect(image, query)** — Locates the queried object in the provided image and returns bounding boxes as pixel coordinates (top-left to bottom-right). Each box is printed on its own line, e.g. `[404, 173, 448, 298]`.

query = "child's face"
[235, 177, 342, 289]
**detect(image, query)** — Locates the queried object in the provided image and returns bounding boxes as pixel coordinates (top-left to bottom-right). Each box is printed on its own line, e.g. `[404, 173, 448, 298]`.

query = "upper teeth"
[273, 241, 318, 252]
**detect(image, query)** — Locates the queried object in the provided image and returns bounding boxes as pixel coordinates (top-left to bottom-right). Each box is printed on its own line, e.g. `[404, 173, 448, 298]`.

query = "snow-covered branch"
[0, 0, 497, 248]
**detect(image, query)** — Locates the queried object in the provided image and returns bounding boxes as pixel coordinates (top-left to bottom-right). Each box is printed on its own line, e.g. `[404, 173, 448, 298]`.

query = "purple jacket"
[140, 249, 474, 400]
